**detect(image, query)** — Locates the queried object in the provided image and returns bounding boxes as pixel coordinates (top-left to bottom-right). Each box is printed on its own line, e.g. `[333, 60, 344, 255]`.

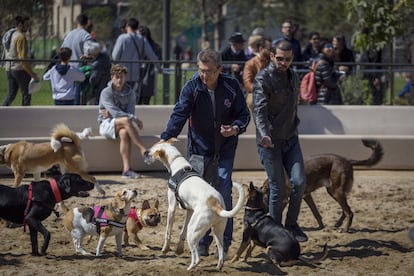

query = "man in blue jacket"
[160, 48, 250, 257]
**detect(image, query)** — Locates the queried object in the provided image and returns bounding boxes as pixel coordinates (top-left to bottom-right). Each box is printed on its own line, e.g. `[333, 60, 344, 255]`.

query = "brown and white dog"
[61, 188, 138, 257]
[145, 139, 245, 271]
[123, 199, 161, 250]
[262, 139, 383, 232]
[0, 123, 104, 195]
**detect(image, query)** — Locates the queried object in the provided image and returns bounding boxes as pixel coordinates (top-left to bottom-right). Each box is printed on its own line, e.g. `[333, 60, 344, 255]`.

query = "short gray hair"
[197, 48, 222, 67]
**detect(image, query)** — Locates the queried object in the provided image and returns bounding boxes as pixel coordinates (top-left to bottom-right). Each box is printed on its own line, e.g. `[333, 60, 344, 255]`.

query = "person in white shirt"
[43, 47, 85, 105]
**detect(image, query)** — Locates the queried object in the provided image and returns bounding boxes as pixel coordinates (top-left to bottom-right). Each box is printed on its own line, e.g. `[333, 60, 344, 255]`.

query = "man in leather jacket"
[252, 40, 308, 242]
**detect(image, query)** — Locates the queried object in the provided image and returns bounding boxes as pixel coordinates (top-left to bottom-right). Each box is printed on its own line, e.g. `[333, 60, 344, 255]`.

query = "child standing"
[43, 47, 85, 105]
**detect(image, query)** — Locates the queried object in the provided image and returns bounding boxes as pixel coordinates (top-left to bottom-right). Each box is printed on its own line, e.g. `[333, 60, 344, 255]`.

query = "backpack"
[300, 60, 323, 104]
[2, 28, 16, 52]
[1, 28, 16, 59]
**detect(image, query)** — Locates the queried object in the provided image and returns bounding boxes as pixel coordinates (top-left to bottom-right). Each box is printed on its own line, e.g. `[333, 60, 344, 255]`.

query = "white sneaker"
[122, 169, 141, 179]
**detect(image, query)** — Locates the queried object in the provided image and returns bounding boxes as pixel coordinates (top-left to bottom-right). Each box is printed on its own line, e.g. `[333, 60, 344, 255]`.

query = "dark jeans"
[54, 99, 75, 105]
[2, 70, 31, 106]
[257, 135, 306, 226]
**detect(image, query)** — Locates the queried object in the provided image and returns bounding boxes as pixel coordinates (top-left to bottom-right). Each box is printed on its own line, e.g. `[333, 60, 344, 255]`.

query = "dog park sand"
[0, 170, 413, 276]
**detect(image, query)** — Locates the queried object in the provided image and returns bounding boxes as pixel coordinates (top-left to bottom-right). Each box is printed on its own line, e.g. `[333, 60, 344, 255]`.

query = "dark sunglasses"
[324, 44, 334, 49]
[275, 56, 292, 62]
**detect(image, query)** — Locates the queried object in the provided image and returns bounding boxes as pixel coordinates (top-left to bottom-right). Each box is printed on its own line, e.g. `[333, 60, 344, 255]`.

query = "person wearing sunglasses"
[160, 48, 250, 257]
[252, 40, 308, 242]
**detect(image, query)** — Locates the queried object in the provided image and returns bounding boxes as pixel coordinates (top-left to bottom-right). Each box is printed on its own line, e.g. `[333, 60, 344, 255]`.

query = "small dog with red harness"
[123, 199, 161, 250]
[61, 188, 138, 257]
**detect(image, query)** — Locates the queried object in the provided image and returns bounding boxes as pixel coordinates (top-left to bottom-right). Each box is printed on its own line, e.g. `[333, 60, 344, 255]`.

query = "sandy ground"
[0, 170, 413, 276]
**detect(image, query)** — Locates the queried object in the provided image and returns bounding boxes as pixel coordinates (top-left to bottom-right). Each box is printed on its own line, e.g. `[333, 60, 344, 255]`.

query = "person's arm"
[99, 88, 130, 119]
[70, 67, 86, 82]
[252, 72, 272, 140]
[15, 36, 36, 79]
[112, 35, 124, 61]
[243, 60, 256, 94]
[230, 79, 250, 134]
[43, 66, 53, 81]
[160, 82, 195, 140]
[143, 38, 162, 71]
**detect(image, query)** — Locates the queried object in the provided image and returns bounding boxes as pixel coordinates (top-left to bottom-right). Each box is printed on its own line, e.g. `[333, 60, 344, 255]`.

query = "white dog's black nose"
[143, 150, 152, 165]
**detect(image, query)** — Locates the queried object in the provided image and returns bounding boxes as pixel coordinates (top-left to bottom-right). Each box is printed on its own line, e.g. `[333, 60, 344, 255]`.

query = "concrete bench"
[0, 105, 413, 174]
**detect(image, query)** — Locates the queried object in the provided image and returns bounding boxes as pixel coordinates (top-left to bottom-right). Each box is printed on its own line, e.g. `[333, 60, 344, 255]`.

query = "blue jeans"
[199, 157, 234, 250]
[257, 135, 306, 226]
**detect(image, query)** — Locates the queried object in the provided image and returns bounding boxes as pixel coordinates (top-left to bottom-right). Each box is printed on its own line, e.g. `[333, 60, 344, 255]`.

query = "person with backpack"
[2, 15, 39, 106]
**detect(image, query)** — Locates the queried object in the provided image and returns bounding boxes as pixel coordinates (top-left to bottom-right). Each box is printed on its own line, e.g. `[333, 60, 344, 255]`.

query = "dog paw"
[175, 247, 184, 255]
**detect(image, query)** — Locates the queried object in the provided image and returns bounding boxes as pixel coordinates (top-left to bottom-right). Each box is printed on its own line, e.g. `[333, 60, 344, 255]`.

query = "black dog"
[231, 182, 327, 267]
[0, 173, 94, 256]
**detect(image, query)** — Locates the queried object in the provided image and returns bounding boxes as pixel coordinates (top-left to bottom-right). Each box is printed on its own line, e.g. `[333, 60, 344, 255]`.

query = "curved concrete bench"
[0, 105, 413, 174]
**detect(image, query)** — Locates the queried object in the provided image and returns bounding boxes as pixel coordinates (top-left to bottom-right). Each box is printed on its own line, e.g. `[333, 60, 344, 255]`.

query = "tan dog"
[262, 139, 383, 232]
[0, 123, 104, 195]
[123, 199, 161, 250]
[61, 188, 138, 257]
[145, 139, 245, 271]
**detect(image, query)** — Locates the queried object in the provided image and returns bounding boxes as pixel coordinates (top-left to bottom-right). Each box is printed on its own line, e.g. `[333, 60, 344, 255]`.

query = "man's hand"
[133, 117, 143, 130]
[100, 109, 110, 119]
[261, 136, 274, 148]
[220, 125, 239, 137]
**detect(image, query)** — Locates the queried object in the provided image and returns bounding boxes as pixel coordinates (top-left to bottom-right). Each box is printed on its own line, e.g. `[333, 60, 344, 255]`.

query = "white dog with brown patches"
[61, 188, 138, 257]
[146, 139, 245, 271]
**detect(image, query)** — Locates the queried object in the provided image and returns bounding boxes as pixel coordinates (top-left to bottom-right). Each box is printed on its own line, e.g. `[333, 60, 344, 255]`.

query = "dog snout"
[143, 150, 153, 165]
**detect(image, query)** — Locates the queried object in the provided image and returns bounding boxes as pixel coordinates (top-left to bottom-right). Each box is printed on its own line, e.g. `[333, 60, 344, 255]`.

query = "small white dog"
[61, 188, 138, 257]
[146, 139, 245, 271]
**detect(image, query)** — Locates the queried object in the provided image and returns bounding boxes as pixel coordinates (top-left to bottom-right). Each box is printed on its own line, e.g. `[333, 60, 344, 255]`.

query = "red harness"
[23, 179, 62, 232]
[127, 207, 143, 230]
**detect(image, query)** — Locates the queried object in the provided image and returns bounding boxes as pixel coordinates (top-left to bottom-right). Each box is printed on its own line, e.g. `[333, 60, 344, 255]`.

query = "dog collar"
[49, 179, 62, 203]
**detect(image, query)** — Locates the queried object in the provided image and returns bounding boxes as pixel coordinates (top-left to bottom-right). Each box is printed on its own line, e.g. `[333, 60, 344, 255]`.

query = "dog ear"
[153, 149, 166, 162]
[142, 200, 150, 210]
[154, 199, 159, 209]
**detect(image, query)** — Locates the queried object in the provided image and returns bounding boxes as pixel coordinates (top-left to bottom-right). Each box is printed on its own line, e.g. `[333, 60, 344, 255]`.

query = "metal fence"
[1, 58, 413, 106]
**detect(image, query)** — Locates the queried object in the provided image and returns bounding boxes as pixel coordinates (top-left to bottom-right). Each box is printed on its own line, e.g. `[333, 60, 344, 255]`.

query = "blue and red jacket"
[160, 73, 250, 159]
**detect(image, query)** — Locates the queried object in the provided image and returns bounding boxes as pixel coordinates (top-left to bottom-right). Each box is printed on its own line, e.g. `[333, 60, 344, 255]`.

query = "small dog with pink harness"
[61, 188, 138, 257]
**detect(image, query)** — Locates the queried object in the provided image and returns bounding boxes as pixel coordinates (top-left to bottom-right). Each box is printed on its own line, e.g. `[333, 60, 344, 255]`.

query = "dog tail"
[296, 243, 328, 265]
[348, 139, 384, 167]
[207, 181, 245, 218]
[50, 123, 82, 152]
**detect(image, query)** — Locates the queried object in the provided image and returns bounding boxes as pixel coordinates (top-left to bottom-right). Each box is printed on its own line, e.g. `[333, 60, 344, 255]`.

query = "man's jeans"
[257, 135, 306, 226]
[199, 157, 235, 250]
[3, 70, 31, 106]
